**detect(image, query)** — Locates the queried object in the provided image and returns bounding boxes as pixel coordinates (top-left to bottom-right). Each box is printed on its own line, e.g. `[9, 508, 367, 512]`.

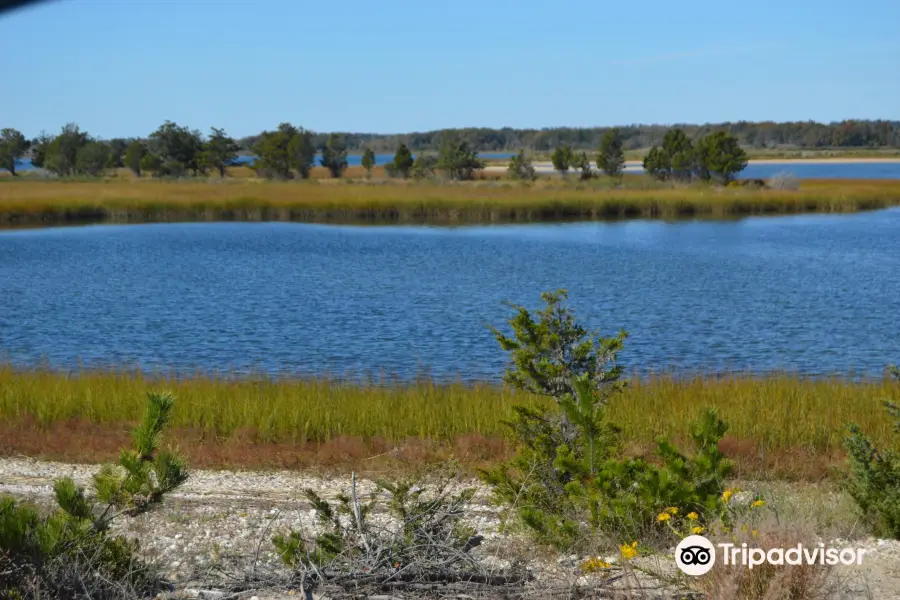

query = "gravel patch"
[2, 457, 899, 599]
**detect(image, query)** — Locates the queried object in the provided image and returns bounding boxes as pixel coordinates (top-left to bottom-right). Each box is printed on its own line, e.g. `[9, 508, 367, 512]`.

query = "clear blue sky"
[2, 0, 899, 139]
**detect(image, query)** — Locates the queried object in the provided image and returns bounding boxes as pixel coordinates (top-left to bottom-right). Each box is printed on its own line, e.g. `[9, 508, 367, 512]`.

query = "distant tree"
[642, 146, 670, 181]
[507, 150, 536, 181]
[551, 144, 573, 177]
[147, 121, 205, 176]
[393, 143, 414, 179]
[200, 127, 240, 177]
[361, 147, 376, 179]
[29, 132, 52, 168]
[147, 121, 204, 176]
[125, 140, 147, 177]
[75, 141, 110, 176]
[643, 128, 696, 182]
[45, 123, 90, 176]
[252, 123, 314, 179]
[694, 131, 748, 184]
[139, 152, 163, 175]
[661, 128, 694, 182]
[287, 127, 316, 178]
[320, 133, 349, 178]
[436, 136, 483, 180]
[573, 151, 593, 180]
[596, 128, 625, 178]
[252, 123, 296, 179]
[0, 128, 29, 176]
[106, 138, 128, 169]
[411, 153, 437, 179]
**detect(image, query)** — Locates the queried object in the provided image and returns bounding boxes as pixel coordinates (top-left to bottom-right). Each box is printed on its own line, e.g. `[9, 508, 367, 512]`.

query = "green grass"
[1, 366, 896, 453]
[2, 177, 900, 227]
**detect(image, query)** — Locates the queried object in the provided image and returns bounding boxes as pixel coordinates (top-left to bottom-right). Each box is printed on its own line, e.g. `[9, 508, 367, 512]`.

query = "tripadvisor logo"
[675, 535, 716, 576]
[675, 535, 868, 576]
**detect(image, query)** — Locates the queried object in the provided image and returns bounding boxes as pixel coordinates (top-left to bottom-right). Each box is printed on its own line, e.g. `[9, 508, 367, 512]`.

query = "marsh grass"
[1, 177, 899, 227]
[0, 367, 896, 475]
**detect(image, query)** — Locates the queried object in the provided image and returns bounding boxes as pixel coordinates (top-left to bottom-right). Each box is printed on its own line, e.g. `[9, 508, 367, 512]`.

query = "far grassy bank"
[1, 366, 896, 479]
[2, 176, 900, 228]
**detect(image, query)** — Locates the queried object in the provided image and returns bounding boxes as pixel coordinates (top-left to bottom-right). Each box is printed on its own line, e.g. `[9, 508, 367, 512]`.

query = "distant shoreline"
[743, 157, 900, 165]
[480, 157, 900, 174]
[620, 157, 900, 167]
[480, 157, 900, 170]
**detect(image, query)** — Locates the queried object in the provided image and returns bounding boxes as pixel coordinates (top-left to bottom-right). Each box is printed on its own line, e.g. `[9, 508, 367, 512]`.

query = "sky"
[1, 0, 899, 140]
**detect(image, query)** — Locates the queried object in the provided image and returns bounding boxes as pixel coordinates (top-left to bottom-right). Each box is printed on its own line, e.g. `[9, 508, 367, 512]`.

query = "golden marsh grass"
[1, 177, 899, 227]
[1, 367, 896, 464]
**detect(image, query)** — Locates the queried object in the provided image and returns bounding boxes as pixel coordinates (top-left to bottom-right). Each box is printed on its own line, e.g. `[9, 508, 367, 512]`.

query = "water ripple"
[1, 210, 899, 380]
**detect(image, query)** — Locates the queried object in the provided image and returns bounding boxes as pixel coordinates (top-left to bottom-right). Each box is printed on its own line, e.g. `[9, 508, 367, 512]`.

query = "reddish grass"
[0, 418, 514, 475]
[0, 418, 845, 479]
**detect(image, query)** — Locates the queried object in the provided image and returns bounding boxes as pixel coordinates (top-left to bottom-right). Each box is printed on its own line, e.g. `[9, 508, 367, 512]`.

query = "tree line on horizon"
[0, 121, 483, 180]
[0, 120, 750, 184]
[0, 118, 897, 170]
[237, 119, 897, 153]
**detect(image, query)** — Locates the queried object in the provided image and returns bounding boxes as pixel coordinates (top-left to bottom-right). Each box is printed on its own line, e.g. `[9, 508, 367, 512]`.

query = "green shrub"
[411, 154, 437, 180]
[480, 290, 731, 550]
[0, 392, 188, 600]
[507, 150, 536, 182]
[573, 151, 593, 181]
[843, 366, 900, 539]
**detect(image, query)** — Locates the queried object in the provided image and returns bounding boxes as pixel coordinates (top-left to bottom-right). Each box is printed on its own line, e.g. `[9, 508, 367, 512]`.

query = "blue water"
[619, 162, 900, 179]
[737, 162, 900, 180]
[2, 211, 899, 379]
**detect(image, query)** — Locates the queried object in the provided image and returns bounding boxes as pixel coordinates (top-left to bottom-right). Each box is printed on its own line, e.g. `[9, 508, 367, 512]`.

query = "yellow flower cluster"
[580, 556, 612, 573]
[620, 541, 639, 560]
[657, 506, 680, 522]
[656, 506, 710, 536]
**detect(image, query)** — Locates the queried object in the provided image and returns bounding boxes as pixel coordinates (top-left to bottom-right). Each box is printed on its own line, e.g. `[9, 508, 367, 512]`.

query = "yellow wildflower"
[657, 512, 672, 523]
[686, 512, 699, 521]
[580, 557, 612, 572]
[620, 541, 639, 560]
[692, 526, 704, 534]
[666, 507, 679, 515]
[752, 529, 759, 538]
[722, 489, 734, 502]
[751, 500, 766, 508]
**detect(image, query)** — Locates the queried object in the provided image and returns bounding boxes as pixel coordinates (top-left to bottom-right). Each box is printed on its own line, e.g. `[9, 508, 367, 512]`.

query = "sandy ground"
[2, 457, 900, 599]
